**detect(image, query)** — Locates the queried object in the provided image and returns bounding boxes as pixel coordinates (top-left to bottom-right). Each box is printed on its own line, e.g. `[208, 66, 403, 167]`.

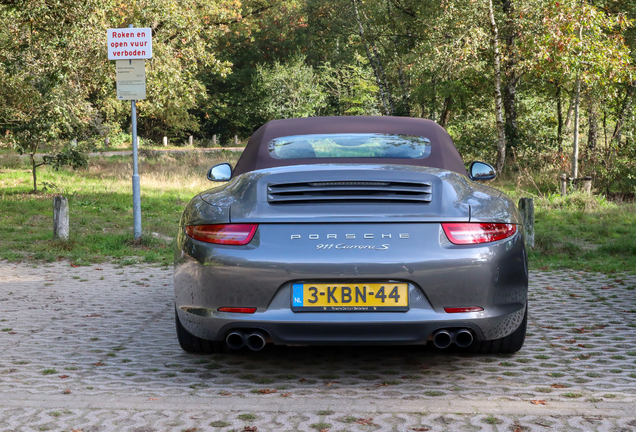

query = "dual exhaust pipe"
[432, 329, 474, 349]
[226, 330, 269, 351]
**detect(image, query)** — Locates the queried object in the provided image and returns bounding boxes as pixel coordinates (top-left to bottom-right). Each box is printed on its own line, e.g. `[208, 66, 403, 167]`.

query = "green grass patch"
[492, 178, 636, 274]
[0, 152, 240, 264]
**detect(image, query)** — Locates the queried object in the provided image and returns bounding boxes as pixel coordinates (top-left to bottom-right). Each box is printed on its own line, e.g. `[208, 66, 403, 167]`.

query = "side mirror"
[207, 163, 232, 182]
[469, 161, 496, 181]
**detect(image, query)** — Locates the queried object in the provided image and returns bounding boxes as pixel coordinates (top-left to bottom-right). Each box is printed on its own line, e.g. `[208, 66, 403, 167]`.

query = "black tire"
[470, 306, 527, 354]
[175, 309, 219, 353]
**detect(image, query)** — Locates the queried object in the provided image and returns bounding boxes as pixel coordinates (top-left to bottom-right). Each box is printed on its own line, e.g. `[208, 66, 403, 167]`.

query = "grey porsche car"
[174, 116, 528, 354]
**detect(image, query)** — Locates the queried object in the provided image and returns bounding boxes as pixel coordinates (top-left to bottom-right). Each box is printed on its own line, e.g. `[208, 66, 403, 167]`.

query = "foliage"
[255, 55, 328, 121]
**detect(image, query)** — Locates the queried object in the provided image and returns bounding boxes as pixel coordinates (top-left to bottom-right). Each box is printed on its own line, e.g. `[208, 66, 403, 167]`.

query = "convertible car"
[174, 116, 528, 354]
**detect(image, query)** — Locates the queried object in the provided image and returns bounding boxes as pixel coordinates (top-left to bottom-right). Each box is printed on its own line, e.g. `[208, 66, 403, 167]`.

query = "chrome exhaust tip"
[455, 329, 474, 348]
[246, 331, 267, 351]
[432, 329, 452, 349]
[226, 331, 245, 350]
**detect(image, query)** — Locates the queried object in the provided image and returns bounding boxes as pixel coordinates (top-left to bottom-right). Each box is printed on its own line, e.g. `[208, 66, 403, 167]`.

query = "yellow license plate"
[292, 283, 409, 311]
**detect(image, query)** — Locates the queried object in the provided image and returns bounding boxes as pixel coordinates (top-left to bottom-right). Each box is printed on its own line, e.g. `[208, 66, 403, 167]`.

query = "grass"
[1, 153, 634, 272]
[493, 175, 636, 274]
[0, 151, 241, 264]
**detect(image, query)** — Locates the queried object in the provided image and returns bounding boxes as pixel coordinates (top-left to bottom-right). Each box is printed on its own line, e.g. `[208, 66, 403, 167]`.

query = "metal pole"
[129, 24, 142, 241]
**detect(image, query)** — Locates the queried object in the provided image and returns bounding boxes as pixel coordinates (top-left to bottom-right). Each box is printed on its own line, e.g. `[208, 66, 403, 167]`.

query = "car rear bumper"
[174, 222, 528, 344]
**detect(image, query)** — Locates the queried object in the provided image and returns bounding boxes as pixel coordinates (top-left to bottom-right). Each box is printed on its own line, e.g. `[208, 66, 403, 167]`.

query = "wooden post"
[53, 196, 69, 241]
[560, 173, 568, 196]
[234, 135, 238, 146]
[518, 198, 534, 248]
[163, 136, 168, 147]
[189, 135, 194, 147]
[583, 176, 592, 194]
[104, 137, 110, 149]
[212, 134, 217, 146]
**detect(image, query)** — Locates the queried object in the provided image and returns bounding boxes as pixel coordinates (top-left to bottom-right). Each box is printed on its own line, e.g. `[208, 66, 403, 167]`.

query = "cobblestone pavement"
[1, 261, 635, 431]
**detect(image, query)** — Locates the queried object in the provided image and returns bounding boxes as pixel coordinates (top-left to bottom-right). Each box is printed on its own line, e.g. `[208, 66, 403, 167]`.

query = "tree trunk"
[556, 83, 563, 153]
[30, 154, 37, 192]
[352, 0, 394, 115]
[430, 76, 437, 122]
[501, 0, 519, 149]
[439, 95, 453, 128]
[587, 94, 598, 151]
[572, 76, 581, 179]
[489, 0, 506, 173]
[611, 82, 635, 146]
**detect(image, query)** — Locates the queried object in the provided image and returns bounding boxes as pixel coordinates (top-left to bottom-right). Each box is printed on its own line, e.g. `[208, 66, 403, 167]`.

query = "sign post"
[107, 24, 152, 241]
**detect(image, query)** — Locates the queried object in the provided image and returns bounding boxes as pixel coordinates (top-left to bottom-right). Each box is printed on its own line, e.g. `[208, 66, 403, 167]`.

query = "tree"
[255, 56, 327, 120]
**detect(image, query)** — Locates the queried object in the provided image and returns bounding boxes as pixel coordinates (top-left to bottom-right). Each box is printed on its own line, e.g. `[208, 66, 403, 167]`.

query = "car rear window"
[268, 133, 432, 160]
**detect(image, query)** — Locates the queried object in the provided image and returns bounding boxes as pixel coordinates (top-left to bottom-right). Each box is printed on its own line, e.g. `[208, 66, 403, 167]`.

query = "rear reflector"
[444, 307, 484, 313]
[441, 223, 517, 245]
[185, 224, 258, 245]
[218, 307, 257, 314]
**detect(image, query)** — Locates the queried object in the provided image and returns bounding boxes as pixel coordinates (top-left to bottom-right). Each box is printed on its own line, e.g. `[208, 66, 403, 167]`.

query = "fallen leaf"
[601, 286, 613, 290]
[83, 314, 102, 318]
[148, 397, 159, 401]
[70, 264, 79, 267]
[62, 389, 71, 394]
[92, 362, 105, 366]
[569, 294, 578, 297]
[94, 268, 102, 271]
[411, 428, 430, 431]
[551, 384, 566, 388]
[70, 429, 83, 432]
[574, 327, 589, 333]
[531, 400, 547, 405]
[243, 427, 257, 432]
[578, 344, 586, 348]
[318, 429, 328, 432]
[256, 389, 277, 394]
[539, 266, 549, 270]
[299, 377, 306, 382]
[220, 391, 232, 396]
[59, 375, 69, 379]
[565, 339, 577, 343]
[281, 393, 291, 397]
[355, 418, 377, 426]
[183, 429, 198, 432]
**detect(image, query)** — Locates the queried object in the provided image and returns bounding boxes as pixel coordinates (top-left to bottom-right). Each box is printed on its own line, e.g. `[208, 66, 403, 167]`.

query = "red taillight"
[442, 223, 517, 245]
[444, 307, 484, 313]
[185, 224, 258, 245]
[218, 307, 257, 314]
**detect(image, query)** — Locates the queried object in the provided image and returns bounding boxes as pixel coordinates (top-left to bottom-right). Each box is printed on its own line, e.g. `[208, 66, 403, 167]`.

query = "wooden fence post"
[53, 196, 69, 241]
[518, 198, 534, 248]
[163, 136, 168, 147]
[583, 176, 592, 194]
[234, 135, 238, 146]
[189, 135, 194, 147]
[212, 134, 217, 146]
[560, 174, 568, 196]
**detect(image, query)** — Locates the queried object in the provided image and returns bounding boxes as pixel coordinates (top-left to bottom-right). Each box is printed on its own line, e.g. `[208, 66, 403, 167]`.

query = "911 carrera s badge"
[316, 243, 389, 250]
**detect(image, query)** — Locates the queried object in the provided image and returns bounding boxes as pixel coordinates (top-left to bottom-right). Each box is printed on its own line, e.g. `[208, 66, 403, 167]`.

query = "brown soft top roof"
[232, 116, 468, 177]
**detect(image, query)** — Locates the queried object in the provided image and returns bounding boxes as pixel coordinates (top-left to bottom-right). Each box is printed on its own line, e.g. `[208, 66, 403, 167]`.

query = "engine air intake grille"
[267, 180, 432, 204]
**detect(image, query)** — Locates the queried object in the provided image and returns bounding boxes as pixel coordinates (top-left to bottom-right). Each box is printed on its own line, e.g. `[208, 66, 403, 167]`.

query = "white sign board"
[116, 60, 146, 100]
[108, 28, 152, 60]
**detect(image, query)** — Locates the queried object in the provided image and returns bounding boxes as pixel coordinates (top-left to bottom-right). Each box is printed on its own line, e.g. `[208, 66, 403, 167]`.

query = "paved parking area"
[1, 260, 635, 431]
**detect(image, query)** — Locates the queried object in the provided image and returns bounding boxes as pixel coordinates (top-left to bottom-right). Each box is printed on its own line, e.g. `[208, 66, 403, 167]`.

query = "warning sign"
[116, 60, 146, 100]
[108, 28, 153, 60]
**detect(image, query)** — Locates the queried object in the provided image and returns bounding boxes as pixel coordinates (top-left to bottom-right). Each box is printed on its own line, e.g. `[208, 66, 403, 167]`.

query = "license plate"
[292, 283, 409, 312]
